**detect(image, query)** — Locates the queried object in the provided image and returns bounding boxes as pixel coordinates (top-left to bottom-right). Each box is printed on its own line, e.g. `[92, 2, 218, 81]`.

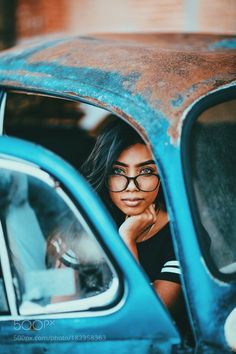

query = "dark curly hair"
[81, 117, 166, 225]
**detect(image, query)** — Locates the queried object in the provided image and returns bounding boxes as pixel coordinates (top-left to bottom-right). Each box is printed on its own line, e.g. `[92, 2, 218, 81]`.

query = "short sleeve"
[136, 223, 182, 284]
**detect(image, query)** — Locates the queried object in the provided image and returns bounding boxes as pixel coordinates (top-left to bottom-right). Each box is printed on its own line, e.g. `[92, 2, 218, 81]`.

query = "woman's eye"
[112, 167, 125, 175]
[140, 167, 154, 174]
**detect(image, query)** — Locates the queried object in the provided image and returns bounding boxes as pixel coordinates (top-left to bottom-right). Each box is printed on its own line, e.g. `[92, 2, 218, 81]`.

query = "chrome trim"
[0, 221, 18, 315]
[0, 92, 6, 135]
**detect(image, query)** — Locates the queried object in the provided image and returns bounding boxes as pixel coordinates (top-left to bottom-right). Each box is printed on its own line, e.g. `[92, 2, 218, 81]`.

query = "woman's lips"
[121, 198, 144, 207]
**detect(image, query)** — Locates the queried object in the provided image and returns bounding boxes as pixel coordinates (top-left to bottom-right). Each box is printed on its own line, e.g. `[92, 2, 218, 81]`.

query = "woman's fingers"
[120, 203, 158, 242]
[141, 204, 156, 224]
[149, 203, 157, 220]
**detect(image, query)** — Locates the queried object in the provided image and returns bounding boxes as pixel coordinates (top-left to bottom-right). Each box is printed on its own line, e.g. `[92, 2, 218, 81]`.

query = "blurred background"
[0, 0, 236, 49]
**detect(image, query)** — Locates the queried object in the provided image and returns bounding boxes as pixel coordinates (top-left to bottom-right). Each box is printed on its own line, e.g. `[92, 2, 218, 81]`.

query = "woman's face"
[108, 143, 160, 216]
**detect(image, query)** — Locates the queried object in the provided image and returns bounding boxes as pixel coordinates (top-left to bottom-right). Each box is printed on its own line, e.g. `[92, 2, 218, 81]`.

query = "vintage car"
[0, 33, 235, 353]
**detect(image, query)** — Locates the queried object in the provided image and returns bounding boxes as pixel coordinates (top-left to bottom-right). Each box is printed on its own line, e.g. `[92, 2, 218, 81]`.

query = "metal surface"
[0, 33, 235, 144]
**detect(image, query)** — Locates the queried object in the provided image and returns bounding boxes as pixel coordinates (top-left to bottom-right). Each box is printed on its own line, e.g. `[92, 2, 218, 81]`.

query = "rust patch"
[0, 80, 24, 87]
[26, 39, 236, 110]
[0, 69, 51, 79]
[93, 33, 236, 52]
[1, 33, 235, 144]
[15, 70, 52, 78]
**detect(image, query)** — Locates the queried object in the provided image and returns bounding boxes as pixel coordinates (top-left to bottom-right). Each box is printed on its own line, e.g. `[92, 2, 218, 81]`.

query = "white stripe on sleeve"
[163, 260, 180, 267]
[161, 267, 181, 275]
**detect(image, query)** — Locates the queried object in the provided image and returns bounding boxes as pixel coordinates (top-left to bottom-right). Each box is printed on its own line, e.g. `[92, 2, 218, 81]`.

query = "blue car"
[0, 33, 235, 353]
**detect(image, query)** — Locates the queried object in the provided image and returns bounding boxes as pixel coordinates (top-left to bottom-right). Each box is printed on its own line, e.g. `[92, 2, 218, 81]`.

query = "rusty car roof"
[0, 33, 235, 143]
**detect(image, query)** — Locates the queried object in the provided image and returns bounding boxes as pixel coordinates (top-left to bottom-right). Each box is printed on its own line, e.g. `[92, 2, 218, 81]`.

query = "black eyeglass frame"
[107, 173, 160, 192]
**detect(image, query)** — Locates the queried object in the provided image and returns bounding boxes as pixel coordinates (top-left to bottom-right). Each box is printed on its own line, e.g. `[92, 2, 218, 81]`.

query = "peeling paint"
[208, 38, 236, 51]
[0, 33, 235, 145]
[171, 94, 184, 108]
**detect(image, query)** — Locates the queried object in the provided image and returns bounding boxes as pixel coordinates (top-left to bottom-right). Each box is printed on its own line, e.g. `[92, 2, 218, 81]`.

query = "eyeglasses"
[107, 173, 160, 192]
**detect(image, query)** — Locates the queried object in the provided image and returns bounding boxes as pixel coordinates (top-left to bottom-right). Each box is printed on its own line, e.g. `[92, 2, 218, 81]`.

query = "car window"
[188, 98, 236, 276]
[0, 161, 118, 316]
[4, 92, 109, 169]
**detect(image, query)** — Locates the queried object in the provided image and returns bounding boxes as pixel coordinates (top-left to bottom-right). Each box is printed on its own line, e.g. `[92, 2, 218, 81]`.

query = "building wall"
[0, 0, 16, 49]
[16, 0, 67, 38]
[0, 0, 235, 49]
[15, 0, 236, 40]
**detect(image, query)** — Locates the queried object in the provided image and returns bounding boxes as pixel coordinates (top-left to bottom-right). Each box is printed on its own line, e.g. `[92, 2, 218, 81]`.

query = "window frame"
[0, 157, 122, 318]
[181, 85, 236, 282]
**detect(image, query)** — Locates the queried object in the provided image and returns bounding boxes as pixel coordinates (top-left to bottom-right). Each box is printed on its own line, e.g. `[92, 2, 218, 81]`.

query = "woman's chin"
[120, 205, 146, 216]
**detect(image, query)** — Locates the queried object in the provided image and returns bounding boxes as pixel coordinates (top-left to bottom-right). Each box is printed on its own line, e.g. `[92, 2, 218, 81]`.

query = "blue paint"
[0, 56, 171, 147]
[171, 94, 184, 108]
[0, 50, 171, 144]
[208, 38, 236, 50]
[0, 56, 143, 105]
[0, 42, 168, 134]
[0, 63, 141, 103]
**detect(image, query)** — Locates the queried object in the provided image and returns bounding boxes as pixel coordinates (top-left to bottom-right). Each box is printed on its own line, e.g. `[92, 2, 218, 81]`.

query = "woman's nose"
[126, 178, 139, 191]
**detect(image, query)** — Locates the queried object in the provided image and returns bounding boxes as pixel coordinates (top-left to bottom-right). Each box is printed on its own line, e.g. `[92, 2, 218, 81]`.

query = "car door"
[182, 87, 236, 353]
[0, 133, 181, 353]
[149, 85, 236, 353]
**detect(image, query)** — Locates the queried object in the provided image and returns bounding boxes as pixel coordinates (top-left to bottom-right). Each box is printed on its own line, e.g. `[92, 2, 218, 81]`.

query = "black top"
[136, 223, 181, 283]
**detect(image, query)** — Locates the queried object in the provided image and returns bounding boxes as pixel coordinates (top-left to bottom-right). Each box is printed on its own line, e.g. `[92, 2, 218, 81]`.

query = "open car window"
[0, 159, 119, 316]
[4, 92, 109, 169]
[187, 98, 236, 278]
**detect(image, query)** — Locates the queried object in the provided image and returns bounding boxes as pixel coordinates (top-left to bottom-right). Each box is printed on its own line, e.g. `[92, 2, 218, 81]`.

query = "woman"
[81, 117, 187, 331]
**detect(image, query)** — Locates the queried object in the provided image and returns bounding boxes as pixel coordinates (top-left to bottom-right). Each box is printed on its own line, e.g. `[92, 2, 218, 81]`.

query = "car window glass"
[0, 164, 117, 315]
[189, 99, 236, 274]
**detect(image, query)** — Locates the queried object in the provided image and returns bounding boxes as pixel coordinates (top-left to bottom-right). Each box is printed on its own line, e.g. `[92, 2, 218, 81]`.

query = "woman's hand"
[119, 204, 157, 244]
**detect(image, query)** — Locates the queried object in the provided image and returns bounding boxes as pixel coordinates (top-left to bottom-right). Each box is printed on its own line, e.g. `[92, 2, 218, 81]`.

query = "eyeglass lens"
[108, 174, 159, 192]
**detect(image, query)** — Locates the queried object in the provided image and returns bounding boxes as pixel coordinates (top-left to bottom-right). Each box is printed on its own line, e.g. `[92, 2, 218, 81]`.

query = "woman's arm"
[122, 238, 139, 261]
[122, 236, 183, 318]
[118, 205, 183, 317]
[120, 223, 183, 318]
[153, 279, 183, 317]
[118, 203, 157, 260]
